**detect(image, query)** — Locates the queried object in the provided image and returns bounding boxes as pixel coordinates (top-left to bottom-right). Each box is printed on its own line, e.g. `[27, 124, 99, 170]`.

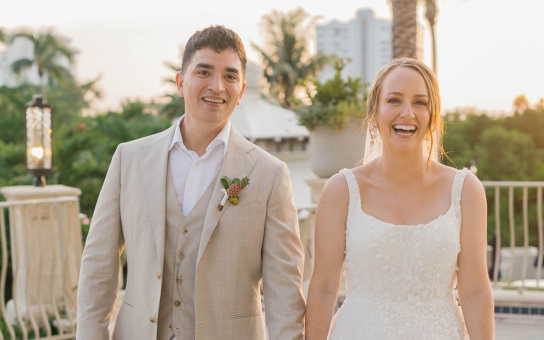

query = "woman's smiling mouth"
[393, 124, 417, 136]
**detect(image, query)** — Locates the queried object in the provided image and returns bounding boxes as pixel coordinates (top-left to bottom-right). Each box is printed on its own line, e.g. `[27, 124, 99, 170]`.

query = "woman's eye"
[388, 98, 400, 103]
[415, 100, 427, 106]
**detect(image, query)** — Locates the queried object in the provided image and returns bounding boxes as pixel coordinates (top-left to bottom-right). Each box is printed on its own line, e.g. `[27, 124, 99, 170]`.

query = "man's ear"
[176, 72, 184, 97]
[237, 80, 247, 106]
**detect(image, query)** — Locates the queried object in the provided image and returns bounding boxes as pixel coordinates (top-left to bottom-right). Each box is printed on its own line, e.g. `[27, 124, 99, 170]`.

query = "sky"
[1, 0, 543, 115]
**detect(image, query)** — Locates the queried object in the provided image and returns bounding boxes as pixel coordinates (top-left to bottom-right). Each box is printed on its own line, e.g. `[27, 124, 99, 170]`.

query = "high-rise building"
[316, 9, 392, 85]
[0, 35, 72, 88]
[316, 8, 423, 85]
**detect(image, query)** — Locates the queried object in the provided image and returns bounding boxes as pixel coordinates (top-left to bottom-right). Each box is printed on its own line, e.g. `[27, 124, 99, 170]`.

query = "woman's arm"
[456, 172, 494, 339]
[306, 173, 349, 340]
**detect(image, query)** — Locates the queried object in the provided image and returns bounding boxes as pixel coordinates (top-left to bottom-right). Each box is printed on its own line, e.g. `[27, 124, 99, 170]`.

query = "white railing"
[0, 196, 81, 340]
[483, 181, 544, 294]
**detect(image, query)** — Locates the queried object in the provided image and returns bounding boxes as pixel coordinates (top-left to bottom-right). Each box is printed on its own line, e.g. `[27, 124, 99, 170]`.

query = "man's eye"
[226, 74, 238, 80]
[197, 70, 210, 76]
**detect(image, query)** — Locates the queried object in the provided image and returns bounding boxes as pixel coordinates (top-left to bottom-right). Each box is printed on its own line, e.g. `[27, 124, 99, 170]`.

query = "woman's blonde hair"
[364, 58, 445, 162]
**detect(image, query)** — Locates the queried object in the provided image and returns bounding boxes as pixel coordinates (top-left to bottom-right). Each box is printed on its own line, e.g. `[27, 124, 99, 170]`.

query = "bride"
[305, 58, 494, 339]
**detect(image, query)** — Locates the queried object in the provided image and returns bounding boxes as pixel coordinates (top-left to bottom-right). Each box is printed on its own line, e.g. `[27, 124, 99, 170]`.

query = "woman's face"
[376, 67, 431, 155]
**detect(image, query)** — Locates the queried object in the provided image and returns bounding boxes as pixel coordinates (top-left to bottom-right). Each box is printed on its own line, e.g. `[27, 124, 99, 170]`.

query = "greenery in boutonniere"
[221, 176, 250, 205]
[294, 59, 368, 131]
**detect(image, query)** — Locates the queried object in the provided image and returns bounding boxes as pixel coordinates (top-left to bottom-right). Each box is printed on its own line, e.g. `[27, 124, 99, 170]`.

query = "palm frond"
[11, 58, 33, 75]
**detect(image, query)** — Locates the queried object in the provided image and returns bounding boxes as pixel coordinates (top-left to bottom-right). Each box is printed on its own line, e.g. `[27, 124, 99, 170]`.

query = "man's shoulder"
[119, 124, 176, 151]
[230, 127, 284, 168]
[247, 143, 283, 167]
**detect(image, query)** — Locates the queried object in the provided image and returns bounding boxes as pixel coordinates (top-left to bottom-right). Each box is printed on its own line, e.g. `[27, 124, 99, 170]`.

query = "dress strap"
[451, 168, 471, 221]
[340, 168, 361, 212]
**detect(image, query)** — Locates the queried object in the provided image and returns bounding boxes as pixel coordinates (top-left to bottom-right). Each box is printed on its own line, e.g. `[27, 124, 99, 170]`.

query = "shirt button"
[149, 316, 156, 323]
[174, 300, 181, 307]
[181, 228, 188, 234]
[176, 277, 182, 284]
[156, 272, 161, 279]
[187, 190, 193, 196]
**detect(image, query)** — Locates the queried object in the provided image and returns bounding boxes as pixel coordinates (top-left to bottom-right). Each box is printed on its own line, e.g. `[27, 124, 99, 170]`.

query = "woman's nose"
[399, 104, 415, 118]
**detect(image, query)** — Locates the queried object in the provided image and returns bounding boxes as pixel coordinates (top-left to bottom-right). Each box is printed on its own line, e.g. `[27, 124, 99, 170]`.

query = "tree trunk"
[391, 0, 418, 59]
[429, 25, 437, 73]
[425, 0, 438, 73]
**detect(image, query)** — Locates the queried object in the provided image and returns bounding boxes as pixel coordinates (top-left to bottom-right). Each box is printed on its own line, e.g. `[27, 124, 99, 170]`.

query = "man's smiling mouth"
[202, 97, 225, 104]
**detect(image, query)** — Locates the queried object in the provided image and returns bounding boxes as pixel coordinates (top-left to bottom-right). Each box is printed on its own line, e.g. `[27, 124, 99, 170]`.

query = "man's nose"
[208, 75, 225, 93]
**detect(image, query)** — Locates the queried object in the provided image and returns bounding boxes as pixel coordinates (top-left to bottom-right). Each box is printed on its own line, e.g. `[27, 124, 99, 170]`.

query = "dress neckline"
[348, 169, 460, 228]
[358, 204, 454, 228]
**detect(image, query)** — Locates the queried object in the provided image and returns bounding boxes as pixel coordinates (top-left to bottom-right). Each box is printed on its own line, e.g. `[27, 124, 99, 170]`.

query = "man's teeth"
[203, 97, 224, 103]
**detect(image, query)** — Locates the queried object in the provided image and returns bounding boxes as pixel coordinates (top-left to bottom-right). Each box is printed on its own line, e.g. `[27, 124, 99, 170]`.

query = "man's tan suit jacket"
[76, 124, 305, 340]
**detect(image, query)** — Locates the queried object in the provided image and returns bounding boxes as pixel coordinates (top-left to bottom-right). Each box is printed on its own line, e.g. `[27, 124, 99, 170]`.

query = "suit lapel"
[197, 126, 257, 264]
[139, 124, 176, 269]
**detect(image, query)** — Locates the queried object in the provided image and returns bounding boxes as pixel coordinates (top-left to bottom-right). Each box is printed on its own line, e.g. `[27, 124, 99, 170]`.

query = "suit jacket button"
[157, 272, 162, 279]
[176, 277, 182, 284]
[149, 316, 157, 323]
[174, 300, 181, 307]
[169, 324, 173, 330]
[181, 228, 188, 234]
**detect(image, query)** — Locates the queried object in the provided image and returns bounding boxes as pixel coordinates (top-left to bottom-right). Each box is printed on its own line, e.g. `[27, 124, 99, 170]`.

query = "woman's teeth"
[393, 124, 416, 135]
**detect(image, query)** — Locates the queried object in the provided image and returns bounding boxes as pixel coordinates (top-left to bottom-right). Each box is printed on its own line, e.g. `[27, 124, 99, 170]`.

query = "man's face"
[176, 47, 246, 129]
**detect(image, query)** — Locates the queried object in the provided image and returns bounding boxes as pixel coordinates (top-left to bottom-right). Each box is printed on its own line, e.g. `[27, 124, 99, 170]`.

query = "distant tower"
[316, 8, 423, 85]
[0, 35, 72, 88]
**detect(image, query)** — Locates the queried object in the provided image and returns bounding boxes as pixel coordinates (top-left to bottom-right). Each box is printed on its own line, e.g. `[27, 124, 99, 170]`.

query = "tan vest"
[157, 166, 216, 340]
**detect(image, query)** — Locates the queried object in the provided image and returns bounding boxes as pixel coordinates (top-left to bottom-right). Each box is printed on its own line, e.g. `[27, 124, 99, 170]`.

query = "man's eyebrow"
[195, 63, 213, 70]
[226, 67, 240, 74]
[194, 64, 240, 74]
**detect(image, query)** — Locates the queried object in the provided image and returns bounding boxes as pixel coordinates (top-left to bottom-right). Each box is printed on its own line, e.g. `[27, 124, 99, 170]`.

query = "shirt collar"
[169, 116, 231, 156]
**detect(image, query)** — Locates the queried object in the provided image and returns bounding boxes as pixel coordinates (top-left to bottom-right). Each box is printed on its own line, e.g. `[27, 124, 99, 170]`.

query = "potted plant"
[295, 59, 367, 177]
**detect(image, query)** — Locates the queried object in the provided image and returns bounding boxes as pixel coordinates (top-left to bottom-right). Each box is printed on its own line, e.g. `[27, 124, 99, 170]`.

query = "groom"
[77, 25, 305, 340]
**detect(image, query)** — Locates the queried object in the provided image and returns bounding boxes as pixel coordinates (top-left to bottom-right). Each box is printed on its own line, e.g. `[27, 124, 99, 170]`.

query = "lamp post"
[24, 95, 52, 187]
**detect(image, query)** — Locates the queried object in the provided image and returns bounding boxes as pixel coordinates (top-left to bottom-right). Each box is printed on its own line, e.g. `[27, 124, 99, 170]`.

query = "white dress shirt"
[168, 116, 230, 216]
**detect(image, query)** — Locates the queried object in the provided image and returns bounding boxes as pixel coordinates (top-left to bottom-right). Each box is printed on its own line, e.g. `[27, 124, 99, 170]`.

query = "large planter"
[309, 119, 366, 178]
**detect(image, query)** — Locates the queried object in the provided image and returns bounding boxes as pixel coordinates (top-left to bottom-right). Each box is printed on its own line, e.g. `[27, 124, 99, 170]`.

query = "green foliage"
[54, 104, 171, 217]
[442, 107, 544, 247]
[160, 61, 185, 119]
[9, 28, 77, 97]
[252, 7, 331, 108]
[295, 59, 367, 131]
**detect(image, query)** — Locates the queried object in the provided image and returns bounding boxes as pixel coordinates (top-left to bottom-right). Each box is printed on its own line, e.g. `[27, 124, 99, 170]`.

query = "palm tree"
[391, 0, 419, 59]
[252, 7, 329, 108]
[0, 27, 6, 44]
[160, 55, 185, 119]
[390, 0, 440, 71]
[9, 29, 77, 98]
[425, 0, 438, 72]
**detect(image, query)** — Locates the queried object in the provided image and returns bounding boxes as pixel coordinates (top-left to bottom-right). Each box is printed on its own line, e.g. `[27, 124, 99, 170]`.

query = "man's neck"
[180, 117, 226, 157]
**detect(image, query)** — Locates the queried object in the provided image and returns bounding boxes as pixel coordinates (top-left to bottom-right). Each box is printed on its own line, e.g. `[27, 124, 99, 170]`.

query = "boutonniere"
[218, 176, 250, 211]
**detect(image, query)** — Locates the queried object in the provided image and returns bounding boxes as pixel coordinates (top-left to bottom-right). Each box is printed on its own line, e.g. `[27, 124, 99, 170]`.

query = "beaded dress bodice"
[328, 168, 470, 340]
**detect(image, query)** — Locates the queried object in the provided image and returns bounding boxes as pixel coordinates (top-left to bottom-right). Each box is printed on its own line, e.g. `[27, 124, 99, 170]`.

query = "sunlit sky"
[1, 0, 543, 115]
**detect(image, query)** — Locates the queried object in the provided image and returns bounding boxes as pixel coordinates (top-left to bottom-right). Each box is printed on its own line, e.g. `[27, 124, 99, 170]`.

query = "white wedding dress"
[328, 168, 470, 340]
